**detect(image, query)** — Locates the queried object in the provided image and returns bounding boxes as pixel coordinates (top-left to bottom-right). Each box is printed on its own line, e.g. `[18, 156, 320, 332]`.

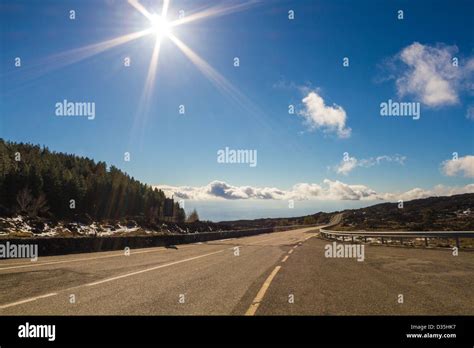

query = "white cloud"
[297, 91, 351, 138]
[335, 154, 406, 175]
[392, 42, 474, 107]
[320, 179, 378, 200]
[441, 155, 474, 178]
[336, 157, 358, 175]
[382, 184, 474, 202]
[155, 180, 474, 202]
[157, 181, 287, 201]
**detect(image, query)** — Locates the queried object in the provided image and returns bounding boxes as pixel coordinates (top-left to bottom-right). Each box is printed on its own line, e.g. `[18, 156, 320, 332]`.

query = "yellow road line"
[245, 266, 281, 316]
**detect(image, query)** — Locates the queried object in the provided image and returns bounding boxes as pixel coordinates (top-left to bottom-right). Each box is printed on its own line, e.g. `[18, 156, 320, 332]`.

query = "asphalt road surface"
[0, 226, 473, 315]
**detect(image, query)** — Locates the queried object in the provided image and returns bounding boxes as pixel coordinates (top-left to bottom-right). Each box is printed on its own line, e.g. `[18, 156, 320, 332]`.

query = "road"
[0, 224, 473, 315]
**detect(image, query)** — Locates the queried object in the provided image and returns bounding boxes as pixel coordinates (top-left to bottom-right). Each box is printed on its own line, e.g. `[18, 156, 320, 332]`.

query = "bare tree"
[16, 188, 33, 214]
[32, 193, 49, 217]
[186, 209, 199, 223]
[16, 188, 49, 217]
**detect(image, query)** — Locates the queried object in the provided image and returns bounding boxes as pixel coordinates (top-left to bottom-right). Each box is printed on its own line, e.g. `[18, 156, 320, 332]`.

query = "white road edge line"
[245, 266, 281, 316]
[0, 227, 310, 270]
[0, 292, 58, 310]
[0, 243, 205, 271]
[86, 249, 225, 286]
[0, 230, 309, 310]
[0, 249, 227, 309]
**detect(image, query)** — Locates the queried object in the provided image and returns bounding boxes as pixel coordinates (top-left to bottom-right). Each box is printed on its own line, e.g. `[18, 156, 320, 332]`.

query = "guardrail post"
[364, 236, 367, 243]
[400, 237, 403, 245]
[351, 236, 354, 243]
[381, 237, 384, 244]
[456, 237, 460, 249]
[425, 237, 428, 247]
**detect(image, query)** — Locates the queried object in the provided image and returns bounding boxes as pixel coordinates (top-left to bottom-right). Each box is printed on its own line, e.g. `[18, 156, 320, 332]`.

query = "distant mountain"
[334, 193, 474, 231]
[220, 193, 474, 231]
[219, 211, 335, 229]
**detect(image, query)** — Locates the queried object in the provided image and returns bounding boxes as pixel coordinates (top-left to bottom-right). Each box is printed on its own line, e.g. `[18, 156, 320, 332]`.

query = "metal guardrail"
[319, 228, 474, 248]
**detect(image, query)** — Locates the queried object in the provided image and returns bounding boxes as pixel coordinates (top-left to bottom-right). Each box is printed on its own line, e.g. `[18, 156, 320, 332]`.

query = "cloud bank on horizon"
[156, 151, 473, 203]
[156, 154, 474, 203]
[155, 180, 474, 202]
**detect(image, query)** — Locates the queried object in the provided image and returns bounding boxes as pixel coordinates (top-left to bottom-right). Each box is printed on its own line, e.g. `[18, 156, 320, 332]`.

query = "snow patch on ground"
[0, 216, 143, 237]
[0, 215, 232, 238]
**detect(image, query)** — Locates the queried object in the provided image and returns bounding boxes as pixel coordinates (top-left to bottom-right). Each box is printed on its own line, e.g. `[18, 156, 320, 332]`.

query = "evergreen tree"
[0, 139, 185, 222]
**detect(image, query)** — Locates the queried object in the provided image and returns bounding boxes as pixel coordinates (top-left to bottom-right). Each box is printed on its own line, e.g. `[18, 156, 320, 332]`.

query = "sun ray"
[168, 34, 236, 97]
[168, 33, 284, 136]
[128, 0, 154, 21]
[168, 33, 308, 155]
[1, 28, 153, 88]
[170, 0, 260, 27]
[129, 1, 169, 135]
[128, 36, 163, 146]
[129, 0, 170, 24]
[161, 0, 170, 17]
[142, 37, 162, 110]
[46, 28, 153, 66]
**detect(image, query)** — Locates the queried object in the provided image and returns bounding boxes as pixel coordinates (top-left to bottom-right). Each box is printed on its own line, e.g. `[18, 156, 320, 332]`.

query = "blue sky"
[1, 0, 473, 220]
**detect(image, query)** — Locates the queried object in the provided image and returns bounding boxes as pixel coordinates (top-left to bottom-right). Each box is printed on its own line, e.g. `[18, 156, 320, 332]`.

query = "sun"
[122, 0, 261, 126]
[149, 14, 171, 38]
